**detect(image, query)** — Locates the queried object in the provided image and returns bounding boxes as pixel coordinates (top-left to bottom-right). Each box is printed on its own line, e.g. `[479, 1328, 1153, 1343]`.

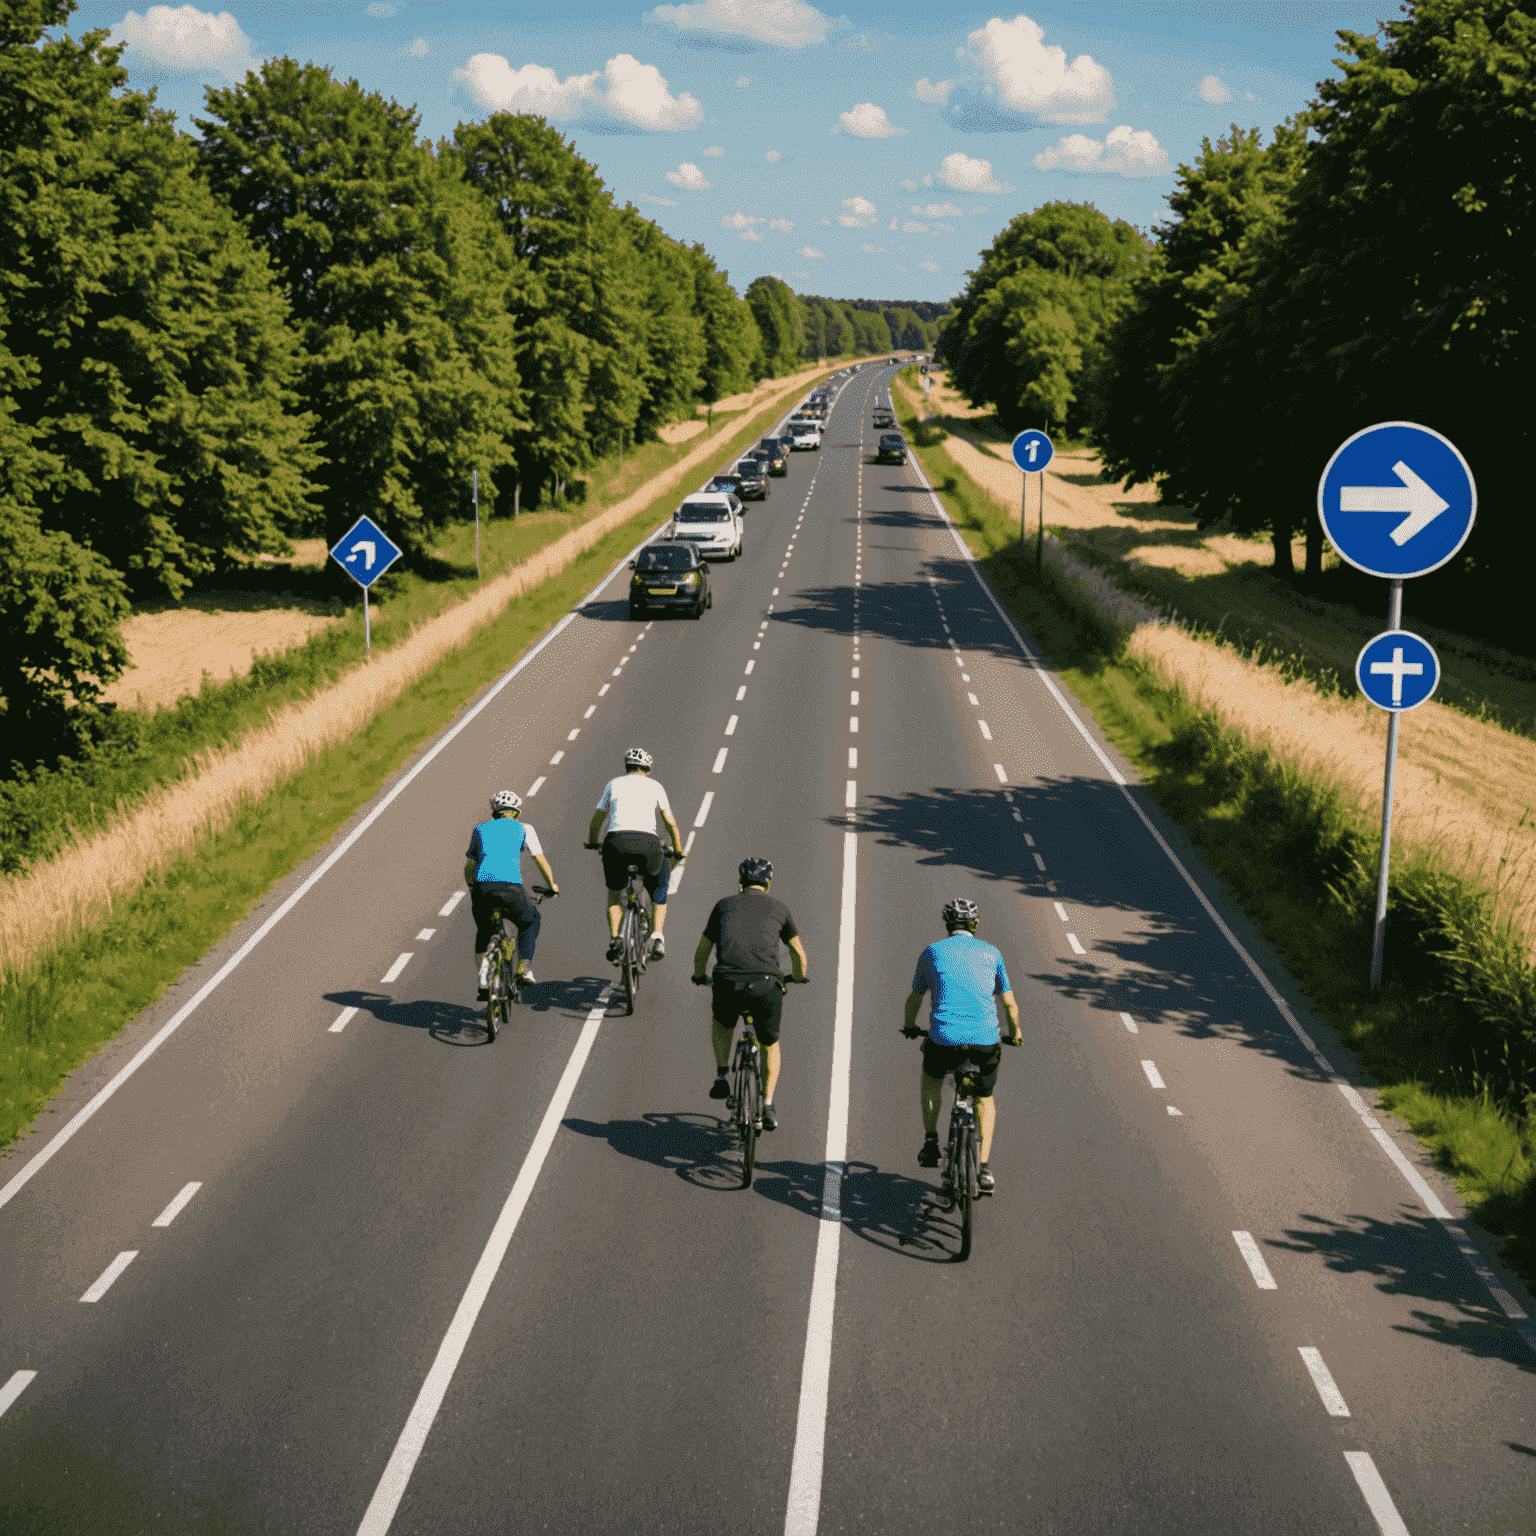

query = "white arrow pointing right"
[1339, 460, 1449, 545]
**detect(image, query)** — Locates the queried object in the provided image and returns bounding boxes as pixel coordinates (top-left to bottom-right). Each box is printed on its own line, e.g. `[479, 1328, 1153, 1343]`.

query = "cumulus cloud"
[735, 75, 752, 88]
[843, 33, 876, 50]
[455, 52, 702, 132]
[902, 220, 928, 232]
[722, 211, 762, 230]
[703, 144, 725, 156]
[889, 217, 898, 231]
[833, 102, 904, 138]
[366, 1, 402, 14]
[838, 194, 878, 228]
[797, 244, 825, 258]
[768, 216, 794, 231]
[931, 221, 954, 232]
[914, 77, 951, 105]
[666, 161, 713, 189]
[915, 200, 962, 217]
[1196, 74, 1231, 103]
[956, 13, 1115, 124]
[648, 0, 833, 49]
[636, 192, 679, 205]
[901, 175, 934, 190]
[763, 148, 781, 161]
[938, 151, 1007, 192]
[111, 5, 257, 76]
[918, 257, 939, 272]
[1033, 124, 1169, 177]
[396, 37, 430, 58]
[1244, 88, 1256, 102]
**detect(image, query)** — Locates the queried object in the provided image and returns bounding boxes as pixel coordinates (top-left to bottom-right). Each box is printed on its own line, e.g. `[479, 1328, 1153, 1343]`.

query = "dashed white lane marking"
[736, 685, 747, 701]
[526, 776, 546, 797]
[1167, 1105, 1184, 1117]
[566, 728, 580, 742]
[1120, 1012, 1138, 1034]
[745, 660, 755, 675]
[598, 684, 610, 696]
[694, 792, 714, 828]
[847, 748, 857, 769]
[1053, 903, 1069, 922]
[381, 953, 413, 984]
[1011, 810, 1023, 822]
[849, 716, 859, 733]
[583, 705, 596, 719]
[844, 780, 857, 810]
[978, 720, 993, 741]
[1344, 1453, 1410, 1536]
[1023, 833, 1035, 847]
[725, 715, 739, 736]
[549, 751, 564, 765]
[851, 667, 859, 678]
[712, 749, 729, 774]
[357, 988, 615, 1536]
[0, 1371, 36, 1418]
[439, 892, 466, 917]
[81, 1251, 138, 1303]
[993, 764, 1007, 783]
[967, 692, 979, 706]
[416, 928, 436, 941]
[1233, 1231, 1278, 1289]
[1066, 932, 1086, 955]
[683, 830, 696, 856]
[850, 691, 859, 705]
[773, 587, 781, 596]
[153, 1181, 202, 1228]
[612, 666, 623, 677]
[955, 655, 965, 668]
[754, 641, 762, 650]
[1033, 853, 1046, 871]
[1140, 1060, 1166, 1090]
[961, 672, 971, 682]
[330, 1007, 359, 1034]
[1299, 1349, 1350, 1416]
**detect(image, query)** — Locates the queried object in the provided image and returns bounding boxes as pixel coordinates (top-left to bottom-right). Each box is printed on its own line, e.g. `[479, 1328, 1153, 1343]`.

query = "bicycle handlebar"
[905, 1025, 1022, 1045]
[692, 973, 807, 987]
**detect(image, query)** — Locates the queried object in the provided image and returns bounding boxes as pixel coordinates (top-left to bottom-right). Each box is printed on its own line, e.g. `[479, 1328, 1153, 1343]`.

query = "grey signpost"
[1317, 421, 1476, 989]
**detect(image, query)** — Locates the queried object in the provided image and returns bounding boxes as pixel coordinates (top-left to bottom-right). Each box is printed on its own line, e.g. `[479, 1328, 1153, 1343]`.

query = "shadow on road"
[323, 976, 609, 1045]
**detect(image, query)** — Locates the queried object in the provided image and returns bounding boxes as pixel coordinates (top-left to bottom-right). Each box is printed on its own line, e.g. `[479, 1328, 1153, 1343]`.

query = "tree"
[745, 275, 804, 376]
[622, 208, 706, 442]
[687, 246, 759, 414]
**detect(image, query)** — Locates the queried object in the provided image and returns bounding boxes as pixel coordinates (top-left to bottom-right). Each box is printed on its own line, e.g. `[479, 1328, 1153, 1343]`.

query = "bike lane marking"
[355, 986, 613, 1536]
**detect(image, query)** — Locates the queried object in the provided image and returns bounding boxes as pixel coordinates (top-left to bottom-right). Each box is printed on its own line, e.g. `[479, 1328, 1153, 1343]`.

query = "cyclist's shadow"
[561, 1111, 960, 1262]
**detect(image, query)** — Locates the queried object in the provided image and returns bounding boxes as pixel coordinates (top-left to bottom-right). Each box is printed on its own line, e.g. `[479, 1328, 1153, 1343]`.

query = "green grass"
[894, 388, 1536, 1295]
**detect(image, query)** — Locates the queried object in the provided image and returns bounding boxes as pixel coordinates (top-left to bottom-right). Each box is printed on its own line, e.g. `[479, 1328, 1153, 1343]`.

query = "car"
[733, 458, 769, 499]
[670, 493, 743, 560]
[789, 421, 822, 451]
[707, 472, 744, 499]
[757, 438, 789, 475]
[872, 408, 895, 429]
[628, 542, 710, 620]
[876, 432, 907, 464]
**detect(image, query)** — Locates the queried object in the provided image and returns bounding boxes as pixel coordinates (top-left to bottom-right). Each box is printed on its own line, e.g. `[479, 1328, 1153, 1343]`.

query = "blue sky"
[71, 1, 1387, 303]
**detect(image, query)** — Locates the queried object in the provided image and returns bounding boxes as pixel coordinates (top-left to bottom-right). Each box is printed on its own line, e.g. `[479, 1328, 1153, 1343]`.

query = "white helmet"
[490, 789, 523, 813]
[624, 746, 654, 769]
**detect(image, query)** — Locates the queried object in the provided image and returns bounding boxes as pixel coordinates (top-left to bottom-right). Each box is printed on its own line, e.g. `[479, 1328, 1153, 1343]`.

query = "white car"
[670, 492, 743, 560]
[789, 421, 822, 450]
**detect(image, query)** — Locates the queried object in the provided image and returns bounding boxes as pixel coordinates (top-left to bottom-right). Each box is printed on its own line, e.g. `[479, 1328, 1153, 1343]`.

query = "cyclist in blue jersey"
[901, 897, 1021, 1191]
[466, 790, 559, 998]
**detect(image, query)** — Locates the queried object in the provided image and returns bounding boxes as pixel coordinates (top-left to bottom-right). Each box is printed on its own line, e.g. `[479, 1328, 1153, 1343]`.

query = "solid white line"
[993, 764, 1007, 782]
[152, 1181, 203, 1228]
[0, 1370, 37, 1418]
[1141, 1060, 1166, 1090]
[1232, 1230, 1279, 1289]
[380, 953, 413, 984]
[329, 1007, 360, 1034]
[725, 715, 738, 736]
[1120, 1012, 1138, 1033]
[357, 989, 612, 1536]
[1066, 932, 1086, 955]
[712, 748, 729, 774]
[1344, 1452, 1409, 1536]
[81, 1250, 138, 1303]
[1299, 1347, 1350, 1415]
[526, 776, 546, 797]
[783, 829, 857, 1536]
[438, 892, 466, 917]
[694, 792, 714, 828]
[1053, 902, 1069, 922]
[415, 928, 435, 941]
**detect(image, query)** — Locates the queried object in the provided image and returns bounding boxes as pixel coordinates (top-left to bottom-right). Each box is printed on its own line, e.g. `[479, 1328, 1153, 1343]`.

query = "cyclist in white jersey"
[586, 747, 686, 962]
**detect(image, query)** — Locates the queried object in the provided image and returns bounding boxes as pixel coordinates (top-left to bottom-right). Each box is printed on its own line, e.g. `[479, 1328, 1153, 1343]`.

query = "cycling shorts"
[711, 972, 784, 1046]
[921, 1039, 1002, 1098]
[471, 881, 541, 960]
[602, 831, 670, 904]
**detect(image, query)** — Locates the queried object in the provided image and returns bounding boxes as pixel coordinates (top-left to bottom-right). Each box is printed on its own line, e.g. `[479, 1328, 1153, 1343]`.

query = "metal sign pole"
[363, 584, 371, 662]
[473, 468, 480, 579]
[1036, 472, 1044, 576]
[1368, 578, 1404, 990]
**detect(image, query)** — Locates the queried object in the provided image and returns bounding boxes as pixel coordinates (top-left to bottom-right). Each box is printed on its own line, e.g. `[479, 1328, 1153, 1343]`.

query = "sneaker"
[917, 1136, 940, 1168]
[761, 1102, 778, 1132]
[977, 1164, 995, 1193]
[477, 955, 492, 988]
[709, 1075, 730, 1101]
[650, 933, 666, 960]
[515, 969, 535, 986]
[607, 937, 623, 963]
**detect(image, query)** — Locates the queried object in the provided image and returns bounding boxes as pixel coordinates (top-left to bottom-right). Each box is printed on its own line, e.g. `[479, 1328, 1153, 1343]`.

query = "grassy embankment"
[0, 376, 827, 1151]
[892, 378, 1536, 1291]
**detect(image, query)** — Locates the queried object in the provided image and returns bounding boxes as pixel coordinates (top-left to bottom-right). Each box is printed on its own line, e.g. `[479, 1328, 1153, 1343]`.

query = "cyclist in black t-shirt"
[693, 856, 808, 1131]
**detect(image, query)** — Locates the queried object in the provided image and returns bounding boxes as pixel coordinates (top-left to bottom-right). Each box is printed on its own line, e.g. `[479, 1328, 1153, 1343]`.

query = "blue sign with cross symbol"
[1355, 629, 1440, 712]
[330, 515, 402, 590]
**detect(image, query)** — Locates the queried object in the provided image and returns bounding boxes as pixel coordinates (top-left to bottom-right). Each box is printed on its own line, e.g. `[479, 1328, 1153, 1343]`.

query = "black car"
[757, 437, 789, 475]
[707, 472, 743, 499]
[734, 458, 769, 499]
[876, 432, 907, 464]
[628, 543, 711, 620]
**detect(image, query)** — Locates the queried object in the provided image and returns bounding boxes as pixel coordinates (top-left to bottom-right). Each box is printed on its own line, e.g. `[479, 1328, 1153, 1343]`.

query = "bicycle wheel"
[736, 1047, 760, 1188]
[484, 938, 502, 1043]
[620, 909, 638, 1015]
[957, 1126, 977, 1262]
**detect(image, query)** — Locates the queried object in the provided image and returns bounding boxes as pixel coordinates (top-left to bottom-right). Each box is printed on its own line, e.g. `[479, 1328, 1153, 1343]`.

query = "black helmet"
[943, 897, 979, 928]
[738, 856, 774, 888]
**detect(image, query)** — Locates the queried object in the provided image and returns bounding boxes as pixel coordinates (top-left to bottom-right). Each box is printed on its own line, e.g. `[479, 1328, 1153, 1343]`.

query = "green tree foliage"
[201, 62, 523, 554]
[745, 275, 805, 376]
[940, 202, 1147, 436]
[688, 245, 761, 409]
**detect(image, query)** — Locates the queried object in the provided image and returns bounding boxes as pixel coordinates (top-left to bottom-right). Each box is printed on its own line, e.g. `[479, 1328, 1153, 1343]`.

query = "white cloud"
[763, 148, 781, 161]
[636, 192, 679, 205]
[838, 194, 878, 228]
[860, 242, 888, 252]
[396, 37, 430, 58]
[915, 77, 951, 105]
[111, 5, 257, 76]
[889, 217, 898, 231]
[741, 229, 763, 242]
[366, 1, 402, 14]
[1197, 74, 1231, 103]
[918, 257, 939, 272]
[1244, 88, 1256, 102]
[915, 201, 962, 217]
[735, 75, 752, 89]
[902, 220, 928, 232]
[721, 211, 763, 230]
[958, 14, 1115, 124]
[932, 221, 954, 232]
[666, 161, 713, 189]
[455, 52, 701, 131]
[938, 151, 1007, 193]
[703, 144, 726, 156]
[1034, 124, 1169, 177]
[797, 244, 825, 258]
[843, 33, 876, 50]
[768, 216, 794, 231]
[833, 102, 904, 138]
[821, 217, 831, 224]
[794, 270, 810, 280]
[648, 0, 834, 49]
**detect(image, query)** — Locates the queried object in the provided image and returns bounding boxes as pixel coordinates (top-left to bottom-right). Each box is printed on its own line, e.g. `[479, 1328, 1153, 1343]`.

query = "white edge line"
[356, 988, 612, 1536]
[1344, 1453, 1410, 1536]
[0, 1370, 38, 1417]
[80, 1250, 138, 1303]
[151, 1181, 202, 1228]
[1231, 1230, 1278, 1290]
[910, 443, 1536, 1356]
[0, 523, 660, 1214]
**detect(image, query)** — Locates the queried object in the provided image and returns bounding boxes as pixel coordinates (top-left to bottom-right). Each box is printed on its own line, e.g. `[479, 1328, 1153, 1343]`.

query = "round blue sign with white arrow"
[1318, 421, 1475, 579]
[1355, 629, 1440, 712]
[1011, 430, 1055, 474]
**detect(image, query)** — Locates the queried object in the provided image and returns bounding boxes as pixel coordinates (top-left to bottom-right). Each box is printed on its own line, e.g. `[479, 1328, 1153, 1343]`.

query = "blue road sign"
[330, 515, 402, 590]
[1011, 430, 1055, 473]
[1355, 629, 1440, 712]
[1318, 422, 1475, 579]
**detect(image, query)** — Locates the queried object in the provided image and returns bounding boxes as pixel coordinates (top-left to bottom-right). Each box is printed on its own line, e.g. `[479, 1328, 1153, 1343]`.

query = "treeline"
[940, 0, 1527, 618]
[748, 281, 943, 366]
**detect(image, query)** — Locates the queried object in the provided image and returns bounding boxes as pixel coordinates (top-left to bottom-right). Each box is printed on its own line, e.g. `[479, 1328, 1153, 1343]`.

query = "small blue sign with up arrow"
[330, 515, 402, 590]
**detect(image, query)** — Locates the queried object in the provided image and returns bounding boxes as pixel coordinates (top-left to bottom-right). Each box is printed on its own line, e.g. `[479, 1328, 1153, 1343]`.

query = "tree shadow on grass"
[562, 1111, 963, 1261]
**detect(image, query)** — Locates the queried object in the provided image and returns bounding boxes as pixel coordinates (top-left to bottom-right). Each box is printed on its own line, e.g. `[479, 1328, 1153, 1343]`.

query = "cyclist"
[586, 747, 685, 963]
[901, 897, 1021, 1191]
[466, 790, 559, 998]
[693, 856, 808, 1132]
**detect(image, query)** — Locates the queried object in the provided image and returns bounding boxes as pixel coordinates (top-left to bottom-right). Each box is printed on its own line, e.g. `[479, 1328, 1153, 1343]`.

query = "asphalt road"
[2, 364, 1532, 1534]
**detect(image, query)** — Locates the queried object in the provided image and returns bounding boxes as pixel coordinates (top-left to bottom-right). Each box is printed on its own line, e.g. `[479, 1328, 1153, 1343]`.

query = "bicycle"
[483, 886, 552, 1042]
[586, 844, 669, 1015]
[910, 1030, 984, 1261]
